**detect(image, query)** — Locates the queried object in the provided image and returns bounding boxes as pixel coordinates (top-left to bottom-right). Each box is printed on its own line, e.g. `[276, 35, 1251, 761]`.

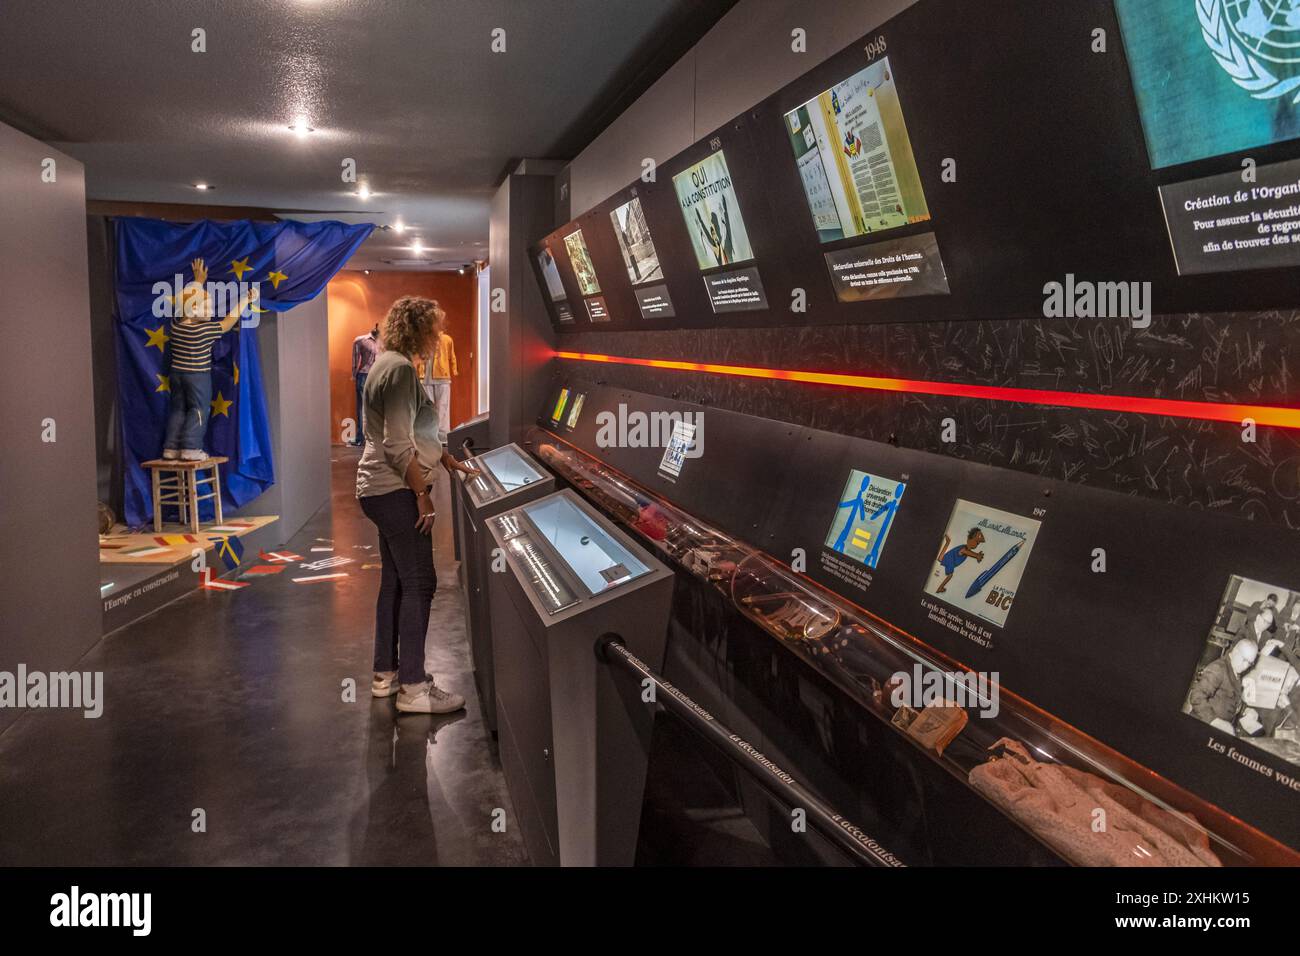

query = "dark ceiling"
[0, 0, 736, 269]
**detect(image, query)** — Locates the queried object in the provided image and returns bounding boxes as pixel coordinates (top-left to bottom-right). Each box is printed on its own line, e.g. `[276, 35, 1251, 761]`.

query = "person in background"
[419, 305, 457, 443]
[163, 257, 258, 460]
[1186, 636, 1259, 735]
[356, 296, 479, 714]
[351, 322, 381, 446]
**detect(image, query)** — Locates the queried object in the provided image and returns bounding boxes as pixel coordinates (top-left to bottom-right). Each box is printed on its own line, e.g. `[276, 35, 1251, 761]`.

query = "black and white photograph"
[1183, 576, 1300, 766]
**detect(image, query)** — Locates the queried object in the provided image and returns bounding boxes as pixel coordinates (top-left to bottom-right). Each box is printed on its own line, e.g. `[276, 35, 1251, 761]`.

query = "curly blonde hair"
[381, 296, 444, 356]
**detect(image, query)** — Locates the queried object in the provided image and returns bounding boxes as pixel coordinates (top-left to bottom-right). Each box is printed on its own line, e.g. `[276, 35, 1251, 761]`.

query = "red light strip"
[553, 350, 1300, 430]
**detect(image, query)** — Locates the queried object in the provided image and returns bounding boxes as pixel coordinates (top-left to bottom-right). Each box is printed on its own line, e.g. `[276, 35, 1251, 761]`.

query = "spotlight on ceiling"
[289, 116, 314, 137]
[410, 239, 424, 256]
[193, 182, 213, 191]
[356, 183, 371, 200]
[392, 219, 405, 234]
[363, 269, 371, 275]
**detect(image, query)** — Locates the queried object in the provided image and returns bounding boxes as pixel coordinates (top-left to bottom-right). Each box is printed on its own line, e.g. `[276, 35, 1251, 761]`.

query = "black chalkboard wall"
[542, 0, 1300, 529]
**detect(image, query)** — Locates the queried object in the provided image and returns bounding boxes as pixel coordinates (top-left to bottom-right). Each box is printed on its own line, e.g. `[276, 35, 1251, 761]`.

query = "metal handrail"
[597, 635, 906, 868]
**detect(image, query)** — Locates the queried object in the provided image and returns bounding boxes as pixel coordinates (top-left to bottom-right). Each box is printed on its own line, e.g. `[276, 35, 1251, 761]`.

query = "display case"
[452, 443, 554, 732]
[529, 425, 1300, 867]
[486, 489, 674, 866]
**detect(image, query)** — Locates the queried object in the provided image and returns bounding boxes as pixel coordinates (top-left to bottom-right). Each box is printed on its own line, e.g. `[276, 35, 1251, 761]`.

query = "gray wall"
[567, 0, 918, 215]
[0, 121, 101, 730]
[488, 170, 557, 448]
[240, 294, 331, 543]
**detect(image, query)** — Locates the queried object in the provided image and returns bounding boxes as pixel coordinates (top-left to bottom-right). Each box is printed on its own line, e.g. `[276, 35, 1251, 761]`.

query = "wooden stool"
[142, 456, 229, 533]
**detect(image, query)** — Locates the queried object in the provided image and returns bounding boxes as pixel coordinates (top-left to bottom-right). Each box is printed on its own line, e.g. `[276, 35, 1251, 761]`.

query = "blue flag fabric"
[114, 218, 373, 526]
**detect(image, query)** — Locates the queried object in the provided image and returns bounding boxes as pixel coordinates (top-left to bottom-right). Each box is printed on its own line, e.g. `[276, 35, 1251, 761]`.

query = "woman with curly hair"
[356, 296, 479, 713]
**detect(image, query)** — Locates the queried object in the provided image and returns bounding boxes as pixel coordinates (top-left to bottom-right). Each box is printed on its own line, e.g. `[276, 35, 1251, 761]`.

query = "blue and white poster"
[823, 470, 906, 569]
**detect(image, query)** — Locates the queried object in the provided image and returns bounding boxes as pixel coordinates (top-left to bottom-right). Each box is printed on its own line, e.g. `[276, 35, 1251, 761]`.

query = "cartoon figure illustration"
[832, 473, 873, 554]
[865, 483, 904, 568]
[935, 527, 985, 594]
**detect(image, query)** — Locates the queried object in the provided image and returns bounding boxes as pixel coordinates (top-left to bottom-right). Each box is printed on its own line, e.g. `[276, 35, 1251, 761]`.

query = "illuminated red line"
[553, 350, 1300, 430]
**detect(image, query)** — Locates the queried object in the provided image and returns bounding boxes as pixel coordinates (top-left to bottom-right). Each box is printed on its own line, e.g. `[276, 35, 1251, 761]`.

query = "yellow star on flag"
[155, 373, 170, 393]
[266, 269, 287, 289]
[233, 362, 240, 386]
[230, 257, 253, 281]
[145, 325, 170, 352]
[210, 391, 233, 417]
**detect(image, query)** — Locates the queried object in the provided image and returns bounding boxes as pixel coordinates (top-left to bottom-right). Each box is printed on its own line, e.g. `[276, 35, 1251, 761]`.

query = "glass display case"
[485, 488, 675, 866]
[464, 443, 547, 506]
[528, 425, 1299, 867]
[497, 493, 652, 611]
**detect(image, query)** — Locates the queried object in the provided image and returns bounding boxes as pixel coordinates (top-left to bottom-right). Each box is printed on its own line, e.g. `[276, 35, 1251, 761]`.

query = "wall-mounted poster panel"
[1116, 0, 1300, 169]
[610, 197, 664, 285]
[672, 149, 756, 270]
[784, 55, 931, 243]
[537, 247, 567, 303]
[1182, 575, 1300, 766]
[563, 228, 601, 296]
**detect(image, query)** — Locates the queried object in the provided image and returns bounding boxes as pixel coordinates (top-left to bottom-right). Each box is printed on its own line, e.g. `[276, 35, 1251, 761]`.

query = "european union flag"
[114, 219, 373, 526]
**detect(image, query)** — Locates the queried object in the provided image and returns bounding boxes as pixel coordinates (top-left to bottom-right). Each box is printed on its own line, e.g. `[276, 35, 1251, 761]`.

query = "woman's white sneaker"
[371, 671, 400, 698]
[395, 680, 465, 714]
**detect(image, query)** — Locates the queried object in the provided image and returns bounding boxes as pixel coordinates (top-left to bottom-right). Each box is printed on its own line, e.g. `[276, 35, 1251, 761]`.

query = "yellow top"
[423, 333, 458, 381]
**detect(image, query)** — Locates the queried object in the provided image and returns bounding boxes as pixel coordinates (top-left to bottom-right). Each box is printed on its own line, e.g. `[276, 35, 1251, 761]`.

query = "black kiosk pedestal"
[487, 490, 674, 866]
[453, 442, 554, 732]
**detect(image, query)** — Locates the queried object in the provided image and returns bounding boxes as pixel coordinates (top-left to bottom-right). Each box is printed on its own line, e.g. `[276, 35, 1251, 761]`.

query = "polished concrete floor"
[0, 449, 529, 866]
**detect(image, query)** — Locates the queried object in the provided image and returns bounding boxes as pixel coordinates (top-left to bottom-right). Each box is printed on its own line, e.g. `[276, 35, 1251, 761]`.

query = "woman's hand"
[192, 258, 208, 286]
[442, 450, 480, 478]
[414, 491, 436, 535]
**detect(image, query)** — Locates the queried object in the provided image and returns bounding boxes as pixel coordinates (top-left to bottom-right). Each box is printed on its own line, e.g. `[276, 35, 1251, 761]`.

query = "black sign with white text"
[634, 283, 676, 319]
[584, 296, 610, 322]
[703, 266, 769, 314]
[1160, 158, 1300, 276]
[823, 232, 950, 303]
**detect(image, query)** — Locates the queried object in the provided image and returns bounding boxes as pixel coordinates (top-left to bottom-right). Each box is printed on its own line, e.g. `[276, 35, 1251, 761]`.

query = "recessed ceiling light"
[193, 182, 213, 190]
[289, 116, 314, 137]
[363, 269, 371, 275]
[411, 239, 424, 255]
[357, 183, 371, 200]
[392, 219, 405, 234]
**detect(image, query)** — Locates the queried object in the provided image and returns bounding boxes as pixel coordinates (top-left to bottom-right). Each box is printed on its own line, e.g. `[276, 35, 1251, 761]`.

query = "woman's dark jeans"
[358, 489, 436, 685]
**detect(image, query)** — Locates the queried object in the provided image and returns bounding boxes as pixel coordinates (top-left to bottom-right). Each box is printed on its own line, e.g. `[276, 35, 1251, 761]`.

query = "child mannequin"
[162, 258, 259, 460]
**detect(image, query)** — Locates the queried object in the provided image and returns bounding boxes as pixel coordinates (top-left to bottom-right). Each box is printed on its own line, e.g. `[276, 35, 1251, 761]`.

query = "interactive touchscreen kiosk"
[486, 490, 673, 866]
[453, 443, 554, 732]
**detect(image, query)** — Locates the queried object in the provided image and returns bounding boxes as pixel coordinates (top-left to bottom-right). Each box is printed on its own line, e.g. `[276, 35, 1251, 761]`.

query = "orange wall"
[326, 270, 478, 445]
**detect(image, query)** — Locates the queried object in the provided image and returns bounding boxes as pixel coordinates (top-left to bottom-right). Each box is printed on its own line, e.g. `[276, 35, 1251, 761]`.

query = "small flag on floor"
[259, 550, 302, 563]
[122, 545, 170, 558]
[199, 567, 249, 591]
[216, 535, 244, 571]
[242, 565, 285, 576]
[292, 572, 349, 583]
[300, 555, 354, 571]
[154, 534, 198, 547]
